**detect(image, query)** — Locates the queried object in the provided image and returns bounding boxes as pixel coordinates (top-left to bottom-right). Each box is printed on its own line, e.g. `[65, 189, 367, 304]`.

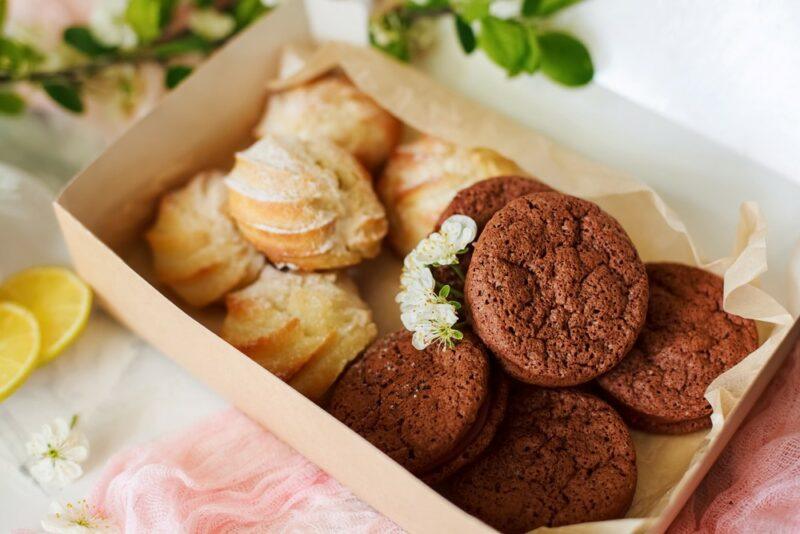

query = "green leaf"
[152, 34, 211, 58]
[160, 0, 180, 28]
[0, 37, 44, 78]
[479, 17, 528, 76]
[369, 13, 410, 62]
[234, 0, 268, 29]
[63, 26, 115, 56]
[454, 16, 476, 54]
[439, 285, 451, 299]
[165, 65, 193, 88]
[452, 329, 464, 340]
[453, 0, 490, 22]
[521, 0, 541, 16]
[125, 0, 162, 44]
[42, 81, 83, 113]
[521, 26, 541, 73]
[0, 91, 24, 115]
[403, 0, 449, 10]
[194, 0, 214, 7]
[530, 0, 583, 16]
[538, 31, 593, 86]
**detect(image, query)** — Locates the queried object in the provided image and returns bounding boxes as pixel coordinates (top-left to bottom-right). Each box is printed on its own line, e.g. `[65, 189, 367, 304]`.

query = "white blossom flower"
[410, 303, 461, 350]
[41, 500, 118, 534]
[89, 0, 138, 50]
[411, 215, 477, 267]
[26, 417, 89, 489]
[438, 215, 478, 261]
[395, 215, 477, 350]
[261, 0, 280, 7]
[188, 8, 236, 41]
[397, 264, 436, 312]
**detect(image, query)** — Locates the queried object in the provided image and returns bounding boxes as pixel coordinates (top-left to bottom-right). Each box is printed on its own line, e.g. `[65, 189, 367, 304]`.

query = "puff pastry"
[255, 74, 401, 171]
[221, 265, 377, 401]
[377, 136, 526, 255]
[226, 134, 388, 271]
[145, 171, 264, 307]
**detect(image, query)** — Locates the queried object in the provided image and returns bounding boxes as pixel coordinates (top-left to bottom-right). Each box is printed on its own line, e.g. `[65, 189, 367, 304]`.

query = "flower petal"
[52, 460, 83, 487]
[61, 443, 89, 462]
[441, 214, 477, 251]
[29, 458, 56, 484]
[51, 418, 71, 443]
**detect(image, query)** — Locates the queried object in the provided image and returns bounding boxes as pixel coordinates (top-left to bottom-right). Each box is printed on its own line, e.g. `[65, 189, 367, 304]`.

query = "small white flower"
[261, 0, 280, 7]
[89, 0, 138, 50]
[412, 232, 449, 266]
[397, 265, 436, 312]
[438, 215, 478, 261]
[26, 417, 89, 489]
[188, 8, 236, 41]
[41, 500, 118, 534]
[410, 303, 461, 350]
[395, 215, 477, 350]
[411, 215, 477, 267]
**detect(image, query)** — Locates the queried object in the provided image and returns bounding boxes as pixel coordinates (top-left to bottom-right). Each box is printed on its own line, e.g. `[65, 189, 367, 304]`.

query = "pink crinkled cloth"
[89, 409, 402, 533]
[670, 342, 800, 533]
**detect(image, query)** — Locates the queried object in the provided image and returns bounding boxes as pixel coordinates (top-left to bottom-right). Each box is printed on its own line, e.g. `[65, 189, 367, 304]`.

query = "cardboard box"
[53, 2, 797, 532]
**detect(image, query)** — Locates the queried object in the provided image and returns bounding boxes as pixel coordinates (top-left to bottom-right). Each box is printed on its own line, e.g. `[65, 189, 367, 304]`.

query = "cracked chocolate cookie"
[596, 262, 759, 434]
[327, 330, 508, 483]
[466, 192, 649, 386]
[436, 175, 554, 233]
[432, 176, 554, 294]
[440, 387, 637, 533]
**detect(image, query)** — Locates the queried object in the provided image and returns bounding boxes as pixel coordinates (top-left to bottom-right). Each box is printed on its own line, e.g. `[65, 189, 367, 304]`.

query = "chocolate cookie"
[596, 262, 759, 433]
[436, 175, 554, 232]
[441, 387, 637, 533]
[327, 330, 508, 482]
[611, 402, 712, 434]
[466, 192, 649, 386]
[432, 176, 554, 293]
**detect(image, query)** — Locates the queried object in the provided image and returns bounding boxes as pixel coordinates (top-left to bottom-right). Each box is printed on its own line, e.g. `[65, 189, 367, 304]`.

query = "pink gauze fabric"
[670, 342, 800, 533]
[89, 409, 403, 534]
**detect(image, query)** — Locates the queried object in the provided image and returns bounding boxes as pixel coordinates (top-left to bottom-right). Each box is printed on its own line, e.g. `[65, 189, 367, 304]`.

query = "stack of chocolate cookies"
[328, 176, 759, 533]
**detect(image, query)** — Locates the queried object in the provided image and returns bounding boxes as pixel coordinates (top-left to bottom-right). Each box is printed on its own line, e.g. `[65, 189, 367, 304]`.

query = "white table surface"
[2, 1, 800, 530]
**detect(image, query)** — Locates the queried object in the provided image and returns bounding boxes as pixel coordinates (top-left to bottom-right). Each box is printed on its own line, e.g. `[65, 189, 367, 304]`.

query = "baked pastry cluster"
[145, 75, 400, 401]
[145, 171, 264, 307]
[222, 265, 376, 401]
[328, 176, 760, 532]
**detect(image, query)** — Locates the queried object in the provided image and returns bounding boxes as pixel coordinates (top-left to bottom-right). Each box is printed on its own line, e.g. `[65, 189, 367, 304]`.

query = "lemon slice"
[0, 302, 40, 400]
[0, 267, 92, 363]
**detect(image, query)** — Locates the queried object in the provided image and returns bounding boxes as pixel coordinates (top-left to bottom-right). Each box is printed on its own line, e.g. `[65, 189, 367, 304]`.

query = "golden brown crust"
[226, 135, 388, 271]
[221, 265, 377, 400]
[256, 74, 401, 171]
[145, 171, 264, 307]
[377, 136, 526, 256]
